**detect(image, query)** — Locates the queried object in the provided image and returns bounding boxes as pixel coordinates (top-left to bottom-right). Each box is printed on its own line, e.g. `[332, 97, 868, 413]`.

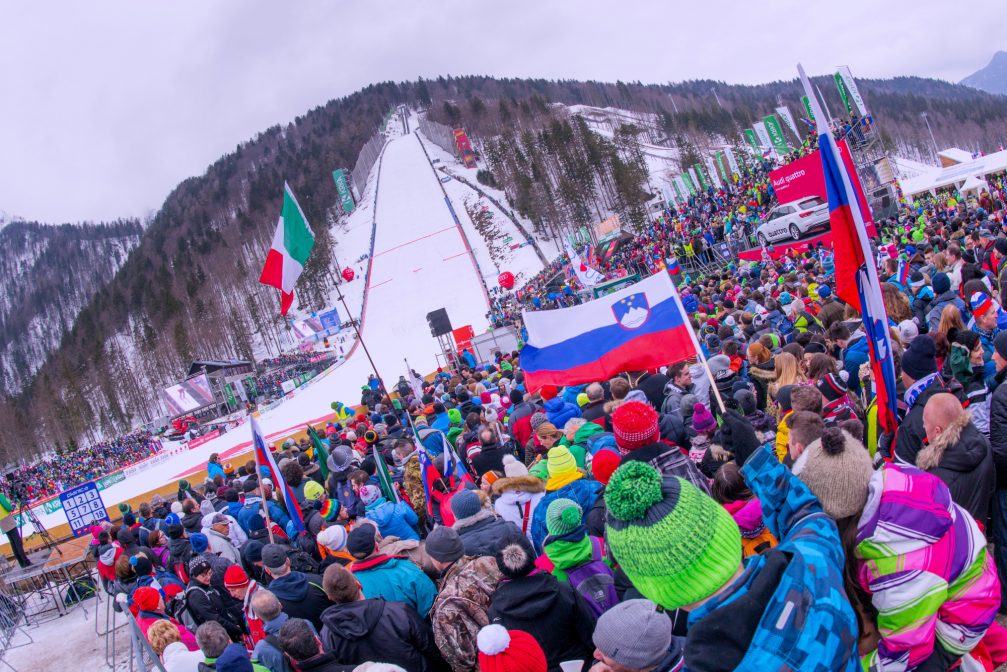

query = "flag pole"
[250, 430, 276, 545]
[668, 278, 727, 414]
[334, 279, 391, 402]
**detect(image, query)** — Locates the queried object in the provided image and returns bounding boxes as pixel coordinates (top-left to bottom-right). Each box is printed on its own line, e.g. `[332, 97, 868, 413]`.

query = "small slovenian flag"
[896, 258, 909, 286]
[251, 417, 305, 534]
[667, 257, 682, 275]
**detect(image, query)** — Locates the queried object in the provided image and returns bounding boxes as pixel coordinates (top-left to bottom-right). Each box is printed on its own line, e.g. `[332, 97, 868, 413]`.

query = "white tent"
[901, 149, 1007, 197]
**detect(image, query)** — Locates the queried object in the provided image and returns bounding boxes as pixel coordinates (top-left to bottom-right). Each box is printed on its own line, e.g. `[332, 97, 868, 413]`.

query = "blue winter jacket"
[207, 462, 225, 481]
[530, 477, 601, 552]
[685, 445, 859, 670]
[431, 411, 451, 433]
[561, 384, 587, 406]
[364, 497, 420, 541]
[544, 397, 581, 430]
[842, 336, 870, 398]
[352, 556, 437, 618]
[236, 496, 290, 535]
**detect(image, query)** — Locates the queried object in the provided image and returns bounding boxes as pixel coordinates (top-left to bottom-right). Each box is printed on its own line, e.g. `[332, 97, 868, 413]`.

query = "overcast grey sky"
[1, 1, 1003, 222]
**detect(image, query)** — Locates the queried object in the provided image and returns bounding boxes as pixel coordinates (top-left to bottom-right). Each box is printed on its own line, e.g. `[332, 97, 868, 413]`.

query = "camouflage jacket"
[402, 454, 427, 529]
[430, 555, 502, 672]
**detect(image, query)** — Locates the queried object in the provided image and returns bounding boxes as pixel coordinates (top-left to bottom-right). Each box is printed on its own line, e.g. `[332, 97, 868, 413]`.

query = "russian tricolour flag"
[251, 417, 305, 534]
[800, 65, 898, 434]
[667, 257, 682, 275]
[521, 272, 697, 390]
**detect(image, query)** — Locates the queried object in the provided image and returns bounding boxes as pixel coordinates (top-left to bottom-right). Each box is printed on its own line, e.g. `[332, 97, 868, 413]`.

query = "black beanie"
[494, 530, 536, 579]
[996, 237, 1007, 256]
[509, 389, 524, 405]
[995, 332, 1007, 362]
[902, 335, 937, 380]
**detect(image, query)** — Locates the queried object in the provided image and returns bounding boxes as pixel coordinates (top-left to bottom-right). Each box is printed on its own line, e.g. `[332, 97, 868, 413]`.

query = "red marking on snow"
[413, 267, 422, 272]
[372, 226, 456, 258]
[442, 252, 467, 261]
[370, 279, 392, 289]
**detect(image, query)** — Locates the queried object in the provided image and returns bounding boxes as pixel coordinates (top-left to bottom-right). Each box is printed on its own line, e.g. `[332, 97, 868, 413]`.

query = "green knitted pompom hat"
[605, 462, 742, 610]
[545, 498, 583, 537]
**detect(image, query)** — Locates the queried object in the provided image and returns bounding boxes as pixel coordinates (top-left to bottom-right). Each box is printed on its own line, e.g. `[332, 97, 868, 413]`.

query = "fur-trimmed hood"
[492, 475, 546, 496]
[917, 411, 985, 472]
[452, 507, 497, 531]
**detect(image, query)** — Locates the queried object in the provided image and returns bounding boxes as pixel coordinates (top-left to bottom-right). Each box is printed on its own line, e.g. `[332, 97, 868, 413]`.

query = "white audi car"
[755, 196, 830, 246]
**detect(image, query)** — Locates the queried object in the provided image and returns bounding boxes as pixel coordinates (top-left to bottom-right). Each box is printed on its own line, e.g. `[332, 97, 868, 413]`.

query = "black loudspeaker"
[426, 308, 452, 337]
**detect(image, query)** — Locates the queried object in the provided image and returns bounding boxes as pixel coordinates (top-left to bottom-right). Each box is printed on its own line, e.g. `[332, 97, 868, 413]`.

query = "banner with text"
[775, 106, 800, 140]
[763, 115, 789, 155]
[837, 66, 868, 116]
[332, 169, 355, 214]
[768, 139, 875, 232]
[60, 482, 109, 537]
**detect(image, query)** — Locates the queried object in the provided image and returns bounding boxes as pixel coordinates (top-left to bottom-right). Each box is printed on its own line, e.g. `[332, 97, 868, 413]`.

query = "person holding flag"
[247, 416, 302, 540]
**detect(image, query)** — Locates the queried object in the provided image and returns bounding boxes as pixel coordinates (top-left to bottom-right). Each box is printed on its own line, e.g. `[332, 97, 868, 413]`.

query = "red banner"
[187, 429, 221, 450]
[769, 139, 872, 225]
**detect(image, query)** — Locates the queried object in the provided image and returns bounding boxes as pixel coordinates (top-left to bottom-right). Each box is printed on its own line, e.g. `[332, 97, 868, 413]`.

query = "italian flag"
[259, 183, 315, 315]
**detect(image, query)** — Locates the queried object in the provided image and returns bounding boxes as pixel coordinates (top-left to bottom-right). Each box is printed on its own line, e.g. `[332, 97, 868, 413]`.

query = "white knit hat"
[502, 454, 528, 478]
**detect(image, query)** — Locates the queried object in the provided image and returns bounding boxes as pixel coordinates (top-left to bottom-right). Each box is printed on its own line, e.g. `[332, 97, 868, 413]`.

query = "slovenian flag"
[521, 272, 697, 390]
[896, 258, 909, 287]
[259, 183, 315, 315]
[667, 257, 682, 275]
[799, 65, 898, 434]
[251, 417, 305, 534]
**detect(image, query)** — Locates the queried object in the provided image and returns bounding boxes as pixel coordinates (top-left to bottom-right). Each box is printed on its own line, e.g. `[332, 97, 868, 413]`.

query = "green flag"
[693, 164, 709, 191]
[802, 95, 816, 123]
[373, 446, 400, 503]
[744, 129, 759, 153]
[715, 152, 728, 181]
[762, 115, 789, 155]
[307, 425, 330, 480]
[834, 73, 852, 114]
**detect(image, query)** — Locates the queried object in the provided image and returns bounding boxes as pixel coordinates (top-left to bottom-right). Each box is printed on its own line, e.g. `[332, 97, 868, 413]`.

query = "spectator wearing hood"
[132, 585, 199, 651]
[344, 524, 436, 619]
[926, 272, 967, 333]
[541, 385, 581, 430]
[359, 484, 419, 542]
[318, 564, 443, 671]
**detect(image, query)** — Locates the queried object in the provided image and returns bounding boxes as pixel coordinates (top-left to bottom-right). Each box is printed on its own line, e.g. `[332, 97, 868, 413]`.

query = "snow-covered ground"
[24, 121, 499, 532]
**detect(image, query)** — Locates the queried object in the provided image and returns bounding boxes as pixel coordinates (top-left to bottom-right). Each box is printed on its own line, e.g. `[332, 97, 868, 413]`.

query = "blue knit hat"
[189, 533, 209, 554]
[450, 489, 482, 521]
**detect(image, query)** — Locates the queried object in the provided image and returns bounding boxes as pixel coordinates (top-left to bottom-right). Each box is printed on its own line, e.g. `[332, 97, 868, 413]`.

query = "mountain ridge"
[961, 51, 1007, 96]
[5, 73, 1007, 457]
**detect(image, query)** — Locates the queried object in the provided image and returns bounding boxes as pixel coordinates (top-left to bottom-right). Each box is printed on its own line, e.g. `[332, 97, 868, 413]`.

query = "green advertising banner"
[682, 171, 697, 196]
[802, 95, 816, 123]
[225, 383, 236, 408]
[671, 178, 683, 202]
[332, 169, 355, 214]
[834, 73, 852, 114]
[744, 129, 760, 153]
[763, 115, 790, 155]
[97, 472, 125, 491]
[693, 163, 709, 191]
[43, 498, 63, 514]
[715, 152, 729, 182]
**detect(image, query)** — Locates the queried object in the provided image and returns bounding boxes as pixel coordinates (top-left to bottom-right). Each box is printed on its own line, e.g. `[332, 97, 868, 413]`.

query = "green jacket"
[543, 535, 612, 582]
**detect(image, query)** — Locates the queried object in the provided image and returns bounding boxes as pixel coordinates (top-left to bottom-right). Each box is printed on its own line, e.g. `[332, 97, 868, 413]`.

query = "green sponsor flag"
[693, 164, 709, 191]
[744, 129, 760, 153]
[715, 152, 729, 181]
[682, 171, 696, 195]
[373, 446, 400, 503]
[332, 169, 355, 214]
[802, 95, 816, 123]
[671, 178, 683, 202]
[763, 115, 789, 154]
[307, 425, 330, 480]
[225, 383, 236, 408]
[834, 73, 852, 114]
